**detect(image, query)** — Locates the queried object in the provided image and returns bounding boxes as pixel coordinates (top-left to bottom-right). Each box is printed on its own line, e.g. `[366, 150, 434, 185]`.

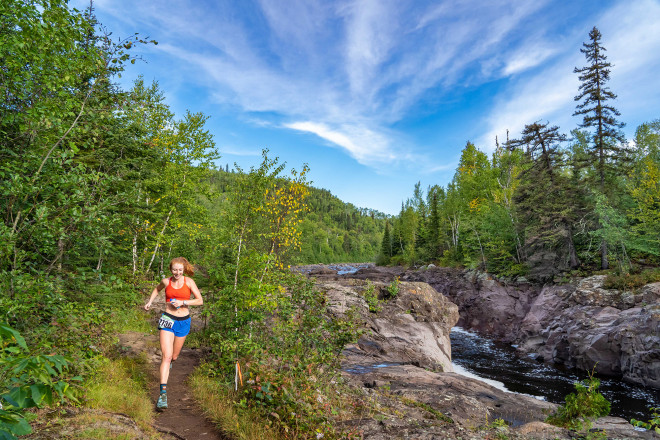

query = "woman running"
[144, 257, 203, 409]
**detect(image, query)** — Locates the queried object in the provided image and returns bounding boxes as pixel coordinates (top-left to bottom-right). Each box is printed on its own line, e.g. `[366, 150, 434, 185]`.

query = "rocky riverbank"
[303, 268, 659, 439]
[399, 267, 660, 389]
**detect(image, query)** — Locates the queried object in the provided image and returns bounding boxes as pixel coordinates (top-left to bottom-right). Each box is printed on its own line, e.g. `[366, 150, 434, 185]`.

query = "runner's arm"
[182, 278, 203, 307]
[144, 279, 167, 310]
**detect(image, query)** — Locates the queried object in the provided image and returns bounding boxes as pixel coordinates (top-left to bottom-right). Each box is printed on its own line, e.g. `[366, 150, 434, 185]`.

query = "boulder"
[324, 280, 459, 372]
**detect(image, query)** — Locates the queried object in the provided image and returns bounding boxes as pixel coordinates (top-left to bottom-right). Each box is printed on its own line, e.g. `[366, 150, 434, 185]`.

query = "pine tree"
[574, 26, 626, 269]
[574, 26, 626, 190]
[427, 189, 441, 259]
[379, 221, 392, 264]
[508, 122, 580, 278]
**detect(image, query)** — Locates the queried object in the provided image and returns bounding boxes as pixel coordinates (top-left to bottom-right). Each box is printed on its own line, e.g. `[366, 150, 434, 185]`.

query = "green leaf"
[0, 394, 18, 408]
[6, 387, 30, 409]
[29, 385, 44, 406]
[0, 325, 27, 349]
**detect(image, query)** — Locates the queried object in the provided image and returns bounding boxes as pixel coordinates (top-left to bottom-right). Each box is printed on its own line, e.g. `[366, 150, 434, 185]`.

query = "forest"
[2, 0, 658, 438]
[209, 169, 388, 264]
[0, 1, 381, 438]
[379, 27, 660, 284]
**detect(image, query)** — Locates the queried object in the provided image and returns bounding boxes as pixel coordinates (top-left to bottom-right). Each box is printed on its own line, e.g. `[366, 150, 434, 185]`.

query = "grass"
[84, 356, 156, 433]
[109, 307, 154, 334]
[189, 369, 283, 440]
[69, 412, 149, 440]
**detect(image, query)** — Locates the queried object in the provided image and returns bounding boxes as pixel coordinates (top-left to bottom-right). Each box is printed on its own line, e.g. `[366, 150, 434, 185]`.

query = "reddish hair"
[169, 257, 194, 276]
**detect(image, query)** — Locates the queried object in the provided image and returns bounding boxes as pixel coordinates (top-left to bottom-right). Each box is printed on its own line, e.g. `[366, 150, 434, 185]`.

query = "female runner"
[144, 257, 203, 409]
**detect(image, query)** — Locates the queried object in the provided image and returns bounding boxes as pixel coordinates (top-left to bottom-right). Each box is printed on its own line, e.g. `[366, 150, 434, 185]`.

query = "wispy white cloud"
[502, 43, 560, 76]
[284, 121, 395, 164]
[92, 0, 660, 173]
[342, 0, 398, 96]
[219, 146, 262, 157]
[478, 0, 660, 150]
[478, 65, 580, 150]
[99, 0, 561, 169]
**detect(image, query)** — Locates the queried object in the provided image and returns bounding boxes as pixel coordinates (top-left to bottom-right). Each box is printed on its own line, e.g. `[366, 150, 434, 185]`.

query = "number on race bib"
[158, 316, 174, 329]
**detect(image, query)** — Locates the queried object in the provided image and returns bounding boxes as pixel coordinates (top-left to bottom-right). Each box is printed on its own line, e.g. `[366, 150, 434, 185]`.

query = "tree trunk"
[566, 223, 580, 269]
[234, 218, 249, 289]
[147, 208, 174, 274]
[96, 246, 103, 272]
[473, 227, 486, 269]
[132, 231, 138, 274]
[601, 239, 608, 270]
[259, 241, 276, 287]
[47, 237, 66, 274]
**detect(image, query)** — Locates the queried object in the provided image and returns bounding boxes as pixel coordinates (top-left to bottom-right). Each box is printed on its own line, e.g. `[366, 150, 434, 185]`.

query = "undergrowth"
[603, 267, 660, 291]
[84, 356, 155, 432]
[362, 280, 381, 312]
[546, 372, 610, 432]
[190, 371, 282, 440]
[196, 274, 367, 439]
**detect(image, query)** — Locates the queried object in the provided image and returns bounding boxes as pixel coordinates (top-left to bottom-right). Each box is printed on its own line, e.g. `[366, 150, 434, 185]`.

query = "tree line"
[379, 27, 660, 282]
[0, 2, 374, 437]
[208, 169, 388, 264]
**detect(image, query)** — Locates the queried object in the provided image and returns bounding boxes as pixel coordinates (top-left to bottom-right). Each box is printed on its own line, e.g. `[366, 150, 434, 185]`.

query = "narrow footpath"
[150, 346, 227, 440]
[118, 328, 229, 440]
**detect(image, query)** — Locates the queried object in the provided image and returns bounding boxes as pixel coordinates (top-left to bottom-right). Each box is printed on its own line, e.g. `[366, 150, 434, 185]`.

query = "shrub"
[603, 268, 660, 291]
[200, 274, 363, 438]
[1, 324, 78, 439]
[363, 280, 381, 313]
[386, 277, 400, 299]
[546, 374, 610, 431]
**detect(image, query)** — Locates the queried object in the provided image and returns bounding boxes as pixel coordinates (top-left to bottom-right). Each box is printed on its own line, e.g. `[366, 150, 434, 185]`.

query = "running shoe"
[157, 392, 168, 409]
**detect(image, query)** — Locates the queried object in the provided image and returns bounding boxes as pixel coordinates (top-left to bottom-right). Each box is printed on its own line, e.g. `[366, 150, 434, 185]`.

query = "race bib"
[158, 315, 175, 329]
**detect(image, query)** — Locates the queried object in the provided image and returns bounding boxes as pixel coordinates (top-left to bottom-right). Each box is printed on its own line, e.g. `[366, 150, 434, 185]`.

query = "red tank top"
[165, 277, 192, 302]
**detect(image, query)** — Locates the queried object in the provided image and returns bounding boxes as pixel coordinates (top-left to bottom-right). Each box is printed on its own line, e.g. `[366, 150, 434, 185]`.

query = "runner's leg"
[172, 335, 187, 362]
[160, 329, 175, 385]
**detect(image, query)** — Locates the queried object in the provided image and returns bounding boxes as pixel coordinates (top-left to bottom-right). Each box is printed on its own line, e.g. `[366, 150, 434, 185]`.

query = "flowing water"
[450, 326, 660, 421]
[327, 264, 371, 275]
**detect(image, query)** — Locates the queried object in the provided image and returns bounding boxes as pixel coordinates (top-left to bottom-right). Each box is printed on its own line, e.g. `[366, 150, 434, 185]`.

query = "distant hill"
[300, 187, 388, 263]
[210, 168, 388, 264]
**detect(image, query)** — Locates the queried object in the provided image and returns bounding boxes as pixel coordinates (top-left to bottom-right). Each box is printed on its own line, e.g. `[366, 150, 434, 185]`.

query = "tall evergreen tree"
[574, 26, 626, 190]
[427, 188, 441, 259]
[574, 26, 626, 269]
[379, 221, 392, 264]
[508, 122, 580, 278]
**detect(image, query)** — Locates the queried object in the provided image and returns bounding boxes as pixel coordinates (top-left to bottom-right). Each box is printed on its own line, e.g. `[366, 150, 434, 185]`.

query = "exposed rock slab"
[519, 280, 660, 387]
[323, 280, 459, 372]
[304, 268, 658, 439]
[314, 278, 568, 439]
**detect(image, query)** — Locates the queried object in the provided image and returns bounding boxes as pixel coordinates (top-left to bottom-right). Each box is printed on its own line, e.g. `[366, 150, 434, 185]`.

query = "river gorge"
[296, 263, 660, 439]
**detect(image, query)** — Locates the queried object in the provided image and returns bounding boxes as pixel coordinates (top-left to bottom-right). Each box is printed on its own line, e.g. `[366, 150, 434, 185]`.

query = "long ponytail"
[169, 257, 194, 276]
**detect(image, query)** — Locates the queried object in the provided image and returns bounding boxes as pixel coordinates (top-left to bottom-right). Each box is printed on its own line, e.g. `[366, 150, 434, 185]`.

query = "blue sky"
[81, 0, 660, 214]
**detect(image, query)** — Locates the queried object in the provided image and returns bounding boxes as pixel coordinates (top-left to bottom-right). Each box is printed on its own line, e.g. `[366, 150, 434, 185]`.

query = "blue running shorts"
[158, 312, 191, 337]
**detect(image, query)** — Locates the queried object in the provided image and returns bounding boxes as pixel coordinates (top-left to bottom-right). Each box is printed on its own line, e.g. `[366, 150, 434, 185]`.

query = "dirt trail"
[118, 327, 229, 440]
[151, 346, 227, 440]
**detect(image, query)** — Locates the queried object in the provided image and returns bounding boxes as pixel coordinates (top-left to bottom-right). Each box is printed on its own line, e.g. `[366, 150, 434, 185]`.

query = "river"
[451, 326, 660, 421]
[322, 264, 660, 421]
